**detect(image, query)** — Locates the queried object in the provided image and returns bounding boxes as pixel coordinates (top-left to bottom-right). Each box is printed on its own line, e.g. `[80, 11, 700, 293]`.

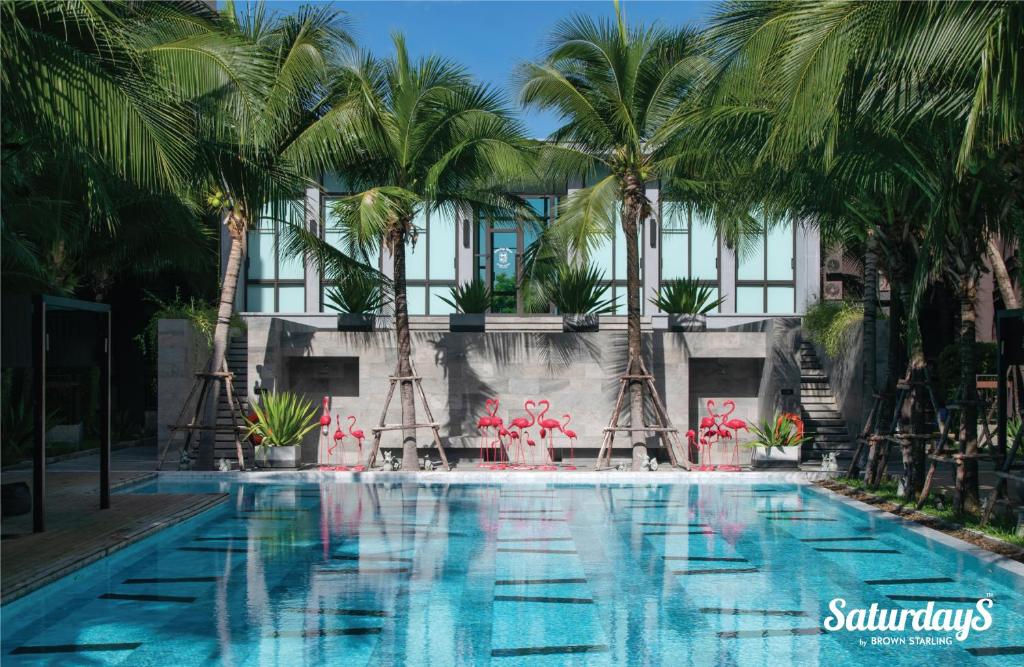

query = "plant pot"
[336, 313, 375, 331]
[255, 445, 300, 469]
[750, 444, 801, 468]
[562, 314, 599, 332]
[652, 314, 707, 331]
[449, 313, 485, 332]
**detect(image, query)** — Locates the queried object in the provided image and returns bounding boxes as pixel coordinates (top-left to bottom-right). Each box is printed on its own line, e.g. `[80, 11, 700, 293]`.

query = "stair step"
[804, 419, 847, 428]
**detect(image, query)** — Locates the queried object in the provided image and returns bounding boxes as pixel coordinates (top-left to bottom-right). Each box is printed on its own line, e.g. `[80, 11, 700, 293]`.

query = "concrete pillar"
[304, 186, 321, 313]
[643, 181, 661, 313]
[719, 237, 737, 314]
[795, 220, 821, 314]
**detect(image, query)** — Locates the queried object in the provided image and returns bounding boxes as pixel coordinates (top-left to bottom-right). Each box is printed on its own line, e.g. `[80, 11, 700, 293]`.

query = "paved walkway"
[1, 448, 226, 604]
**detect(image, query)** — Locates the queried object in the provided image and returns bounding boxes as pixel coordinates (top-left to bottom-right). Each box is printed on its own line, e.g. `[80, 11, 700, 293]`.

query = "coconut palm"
[191, 3, 357, 468]
[289, 34, 534, 470]
[519, 2, 705, 469]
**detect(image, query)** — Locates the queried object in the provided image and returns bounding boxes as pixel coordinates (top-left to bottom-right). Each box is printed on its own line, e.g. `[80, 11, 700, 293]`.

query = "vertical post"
[997, 312, 1007, 456]
[643, 181, 660, 312]
[305, 186, 321, 313]
[32, 296, 46, 533]
[100, 310, 111, 509]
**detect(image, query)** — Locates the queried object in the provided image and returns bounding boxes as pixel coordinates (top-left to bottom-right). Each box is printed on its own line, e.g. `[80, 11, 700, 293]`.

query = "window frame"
[244, 202, 306, 313]
[734, 220, 797, 314]
[657, 202, 721, 313]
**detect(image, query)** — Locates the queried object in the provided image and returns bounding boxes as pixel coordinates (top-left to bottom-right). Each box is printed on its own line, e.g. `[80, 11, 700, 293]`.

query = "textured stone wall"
[156, 320, 206, 447]
[235, 315, 776, 465]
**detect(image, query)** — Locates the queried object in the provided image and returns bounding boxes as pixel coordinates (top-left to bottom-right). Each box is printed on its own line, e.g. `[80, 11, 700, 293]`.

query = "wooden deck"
[1, 471, 227, 603]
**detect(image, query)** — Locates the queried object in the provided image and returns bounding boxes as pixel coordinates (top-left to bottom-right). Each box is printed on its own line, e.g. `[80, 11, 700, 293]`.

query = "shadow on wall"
[757, 318, 803, 422]
[689, 358, 765, 433]
[429, 331, 605, 440]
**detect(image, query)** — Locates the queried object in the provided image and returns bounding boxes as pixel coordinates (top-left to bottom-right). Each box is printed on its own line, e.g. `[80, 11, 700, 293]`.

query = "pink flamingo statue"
[318, 396, 332, 466]
[331, 414, 347, 470]
[718, 400, 747, 471]
[477, 398, 500, 467]
[509, 401, 536, 467]
[560, 414, 577, 470]
[535, 400, 563, 467]
[347, 416, 366, 471]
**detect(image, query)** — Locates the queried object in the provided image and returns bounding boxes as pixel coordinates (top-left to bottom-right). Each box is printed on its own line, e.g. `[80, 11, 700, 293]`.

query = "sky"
[235, 1, 714, 136]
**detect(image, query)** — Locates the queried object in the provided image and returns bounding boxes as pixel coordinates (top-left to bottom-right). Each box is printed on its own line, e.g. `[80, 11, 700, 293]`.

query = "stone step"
[803, 418, 847, 428]
[806, 425, 849, 435]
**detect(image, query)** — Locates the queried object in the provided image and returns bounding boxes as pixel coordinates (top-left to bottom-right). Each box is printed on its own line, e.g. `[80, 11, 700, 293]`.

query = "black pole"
[32, 296, 46, 533]
[997, 312, 1007, 458]
[100, 310, 111, 509]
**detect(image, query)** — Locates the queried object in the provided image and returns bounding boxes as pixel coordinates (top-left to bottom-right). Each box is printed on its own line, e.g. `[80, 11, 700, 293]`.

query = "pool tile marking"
[663, 556, 749, 562]
[814, 548, 900, 554]
[495, 578, 588, 585]
[123, 577, 220, 584]
[496, 548, 576, 554]
[491, 644, 609, 657]
[673, 568, 760, 576]
[964, 646, 1024, 657]
[494, 595, 594, 604]
[864, 577, 955, 585]
[718, 628, 826, 638]
[177, 546, 249, 554]
[699, 607, 808, 617]
[799, 536, 876, 543]
[286, 607, 391, 617]
[99, 593, 196, 603]
[11, 643, 142, 655]
[268, 628, 382, 638]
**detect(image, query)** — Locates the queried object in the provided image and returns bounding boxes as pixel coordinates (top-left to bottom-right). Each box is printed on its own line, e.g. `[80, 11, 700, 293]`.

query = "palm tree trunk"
[862, 231, 878, 426]
[391, 222, 418, 471]
[623, 174, 646, 470]
[902, 281, 928, 500]
[987, 235, 1020, 309]
[201, 219, 245, 470]
[956, 269, 980, 512]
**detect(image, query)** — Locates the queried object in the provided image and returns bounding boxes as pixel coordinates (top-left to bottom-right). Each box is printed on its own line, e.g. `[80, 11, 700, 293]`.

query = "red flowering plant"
[744, 412, 809, 453]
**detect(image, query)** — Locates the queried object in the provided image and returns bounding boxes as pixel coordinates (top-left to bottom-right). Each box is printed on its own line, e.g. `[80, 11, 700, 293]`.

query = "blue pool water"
[2, 480, 1023, 665]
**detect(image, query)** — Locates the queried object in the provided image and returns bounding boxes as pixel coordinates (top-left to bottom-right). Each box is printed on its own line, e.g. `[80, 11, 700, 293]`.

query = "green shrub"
[650, 278, 725, 314]
[744, 413, 809, 452]
[804, 299, 864, 358]
[324, 272, 391, 314]
[440, 279, 492, 313]
[936, 341, 997, 402]
[135, 289, 243, 358]
[543, 264, 618, 315]
[245, 389, 319, 447]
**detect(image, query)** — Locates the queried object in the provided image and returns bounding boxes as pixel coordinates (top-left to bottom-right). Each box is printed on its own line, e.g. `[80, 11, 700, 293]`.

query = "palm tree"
[191, 3, 356, 468]
[290, 34, 533, 470]
[519, 3, 705, 469]
[2, 1, 258, 293]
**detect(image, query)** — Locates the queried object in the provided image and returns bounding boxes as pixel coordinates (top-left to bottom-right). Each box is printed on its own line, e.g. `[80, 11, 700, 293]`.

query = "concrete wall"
[157, 320, 207, 446]
[235, 314, 786, 465]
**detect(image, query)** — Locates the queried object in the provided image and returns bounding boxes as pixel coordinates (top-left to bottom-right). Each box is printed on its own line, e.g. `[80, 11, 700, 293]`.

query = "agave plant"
[244, 390, 319, 448]
[650, 278, 726, 315]
[324, 272, 391, 314]
[745, 413, 809, 453]
[543, 264, 618, 315]
[440, 280, 493, 314]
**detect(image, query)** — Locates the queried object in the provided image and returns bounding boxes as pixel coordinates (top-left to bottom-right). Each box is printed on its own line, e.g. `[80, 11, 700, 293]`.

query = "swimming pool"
[2, 479, 1022, 665]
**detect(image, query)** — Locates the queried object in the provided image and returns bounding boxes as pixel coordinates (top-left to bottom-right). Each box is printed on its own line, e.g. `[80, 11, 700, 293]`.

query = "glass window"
[430, 208, 457, 280]
[737, 287, 764, 314]
[658, 202, 719, 312]
[245, 200, 305, 312]
[406, 286, 426, 315]
[429, 286, 455, 315]
[735, 219, 796, 314]
[277, 285, 305, 312]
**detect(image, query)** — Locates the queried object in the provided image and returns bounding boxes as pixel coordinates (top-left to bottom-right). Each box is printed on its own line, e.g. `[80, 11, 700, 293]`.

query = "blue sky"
[240, 1, 714, 136]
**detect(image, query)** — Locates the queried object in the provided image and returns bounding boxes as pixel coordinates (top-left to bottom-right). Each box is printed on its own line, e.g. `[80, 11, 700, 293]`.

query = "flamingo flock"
[690, 399, 748, 471]
[317, 396, 367, 471]
[476, 398, 577, 471]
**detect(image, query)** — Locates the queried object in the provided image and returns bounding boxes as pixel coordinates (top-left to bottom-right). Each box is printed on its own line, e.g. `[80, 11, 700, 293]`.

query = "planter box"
[255, 445, 300, 469]
[336, 314, 375, 331]
[449, 313, 485, 332]
[750, 444, 801, 468]
[562, 314, 599, 332]
[652, 314, 707, 331]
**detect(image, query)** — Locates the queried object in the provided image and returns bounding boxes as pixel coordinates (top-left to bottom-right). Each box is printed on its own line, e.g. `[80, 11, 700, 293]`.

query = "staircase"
[798, 341, 854, 460]
[214, 333, 250, 465]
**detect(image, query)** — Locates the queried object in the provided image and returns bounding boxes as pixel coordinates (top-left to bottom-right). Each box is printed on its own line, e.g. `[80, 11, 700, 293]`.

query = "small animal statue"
[217, 458, 232, 472]
[641, 455, 659, 472]
[821, 452, 838, 472]
[381, 450, 401, 471]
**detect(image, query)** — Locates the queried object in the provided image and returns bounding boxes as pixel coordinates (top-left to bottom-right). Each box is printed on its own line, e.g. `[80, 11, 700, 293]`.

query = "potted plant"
[650, 278, 725, 331]
[745, 412, 808, 468]
[440, 280, 491, 331]
[245, 389, 319, 469]
[326, 272, 391, 331]
[543, 264, 618, 332]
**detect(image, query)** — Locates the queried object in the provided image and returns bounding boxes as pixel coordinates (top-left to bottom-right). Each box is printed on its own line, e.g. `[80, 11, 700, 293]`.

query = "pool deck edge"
[808, 483, 1024, 579]
[1, 491, 229, 605]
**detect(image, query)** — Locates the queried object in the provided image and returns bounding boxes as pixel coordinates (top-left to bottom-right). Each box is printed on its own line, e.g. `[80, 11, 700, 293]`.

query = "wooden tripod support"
[594, 357, 691, 470]
[365, 358, 450, 471]
[157, 362, 249, 471]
